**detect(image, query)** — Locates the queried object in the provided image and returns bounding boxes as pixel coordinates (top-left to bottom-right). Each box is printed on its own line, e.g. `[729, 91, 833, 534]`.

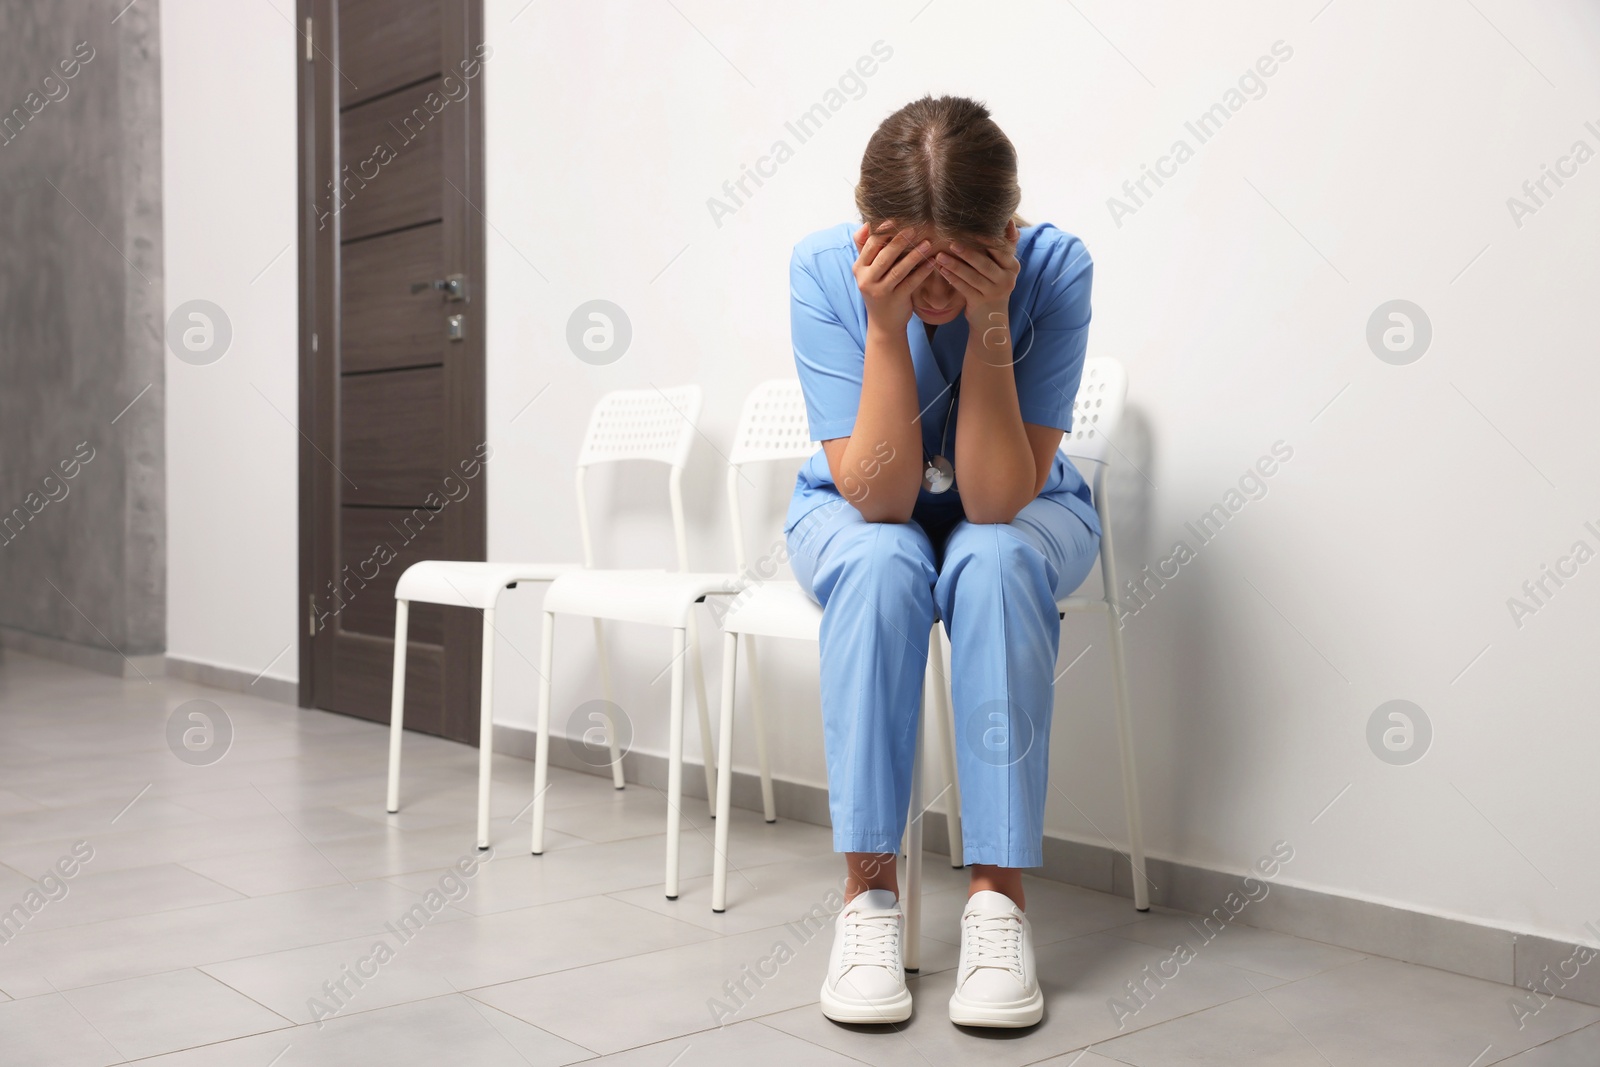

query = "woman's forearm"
[832, 323, 925, 523]
[953, 317, 1035, 524]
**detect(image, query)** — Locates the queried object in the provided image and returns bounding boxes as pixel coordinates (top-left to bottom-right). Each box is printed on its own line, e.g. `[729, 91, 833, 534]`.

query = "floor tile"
[0, 877, 472, 998]
[0, 795, 215, 847]
[180, 843, 361, 896]
[0, 860, 39, 895]
[18, 862, 242, 932]
[385, 827, 745, 913]
[59, 968, 289, 1060]
[0, 992, 122, 1067]
[0, 813, 313, 877]
[585, 1019, 866, 1064]
[123, 994, 593, 1066]
[1089, 990, 1346, 1065]
[470, 921, 841, 1053]
[202, 893, 718, 1024]
[1492, 1020, 1600, 1065]
[606, 851, 968, 937]
[0, 789, 45, 815]
[1231, 956, 1600, 1066]
[1103, 906, 1367, 980]
[293, 820, 566, 882]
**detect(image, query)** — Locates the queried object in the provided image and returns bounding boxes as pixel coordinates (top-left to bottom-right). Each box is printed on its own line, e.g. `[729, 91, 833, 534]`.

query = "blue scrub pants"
[786, 490, 1101, 868]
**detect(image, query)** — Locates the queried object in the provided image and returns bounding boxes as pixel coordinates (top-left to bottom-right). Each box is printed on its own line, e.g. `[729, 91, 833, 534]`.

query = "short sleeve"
[1014, 231, 1093, 433]
[790, 241, 865, 442]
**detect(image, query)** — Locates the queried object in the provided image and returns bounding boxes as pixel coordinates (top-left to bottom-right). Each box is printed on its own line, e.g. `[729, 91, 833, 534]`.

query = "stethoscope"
[921, 323, 960, 494]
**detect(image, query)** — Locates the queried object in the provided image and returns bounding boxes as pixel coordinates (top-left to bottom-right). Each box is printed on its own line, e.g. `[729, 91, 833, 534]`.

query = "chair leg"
[904, 689, 925, 974]
[385, 601, 410, 814]
[1106, 605, 1149, 911]
[665, 627, 687, 899]
[686, 612, 717, 817]
[1097, 483, 1150, 911]
[711, 631, 738, 912]
[531, 611, 555, 856]
[742, 635, 776, 822]
[593, 617, 624, 789]
[476, 607, 496, 851]
[928, 627, 963, 866]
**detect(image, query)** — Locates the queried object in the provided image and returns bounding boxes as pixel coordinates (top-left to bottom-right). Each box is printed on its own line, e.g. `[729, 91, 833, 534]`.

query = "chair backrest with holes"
[1059, 357, 1127, 467]
[573, 385, 703, 569]
[725, 379, 819, 572]
[576, 385, 702, 469]
[728, 379, 818, 467]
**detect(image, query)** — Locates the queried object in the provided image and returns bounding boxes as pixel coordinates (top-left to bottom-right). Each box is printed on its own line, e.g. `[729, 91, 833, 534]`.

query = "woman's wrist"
[966, 301, 1009, 328]
[866, 320, 912, 352]
[964, 304, 1014, 366]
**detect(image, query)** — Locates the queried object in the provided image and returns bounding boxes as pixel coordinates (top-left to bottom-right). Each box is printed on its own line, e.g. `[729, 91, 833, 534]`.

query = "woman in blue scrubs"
[786, 95, 1101, 1028]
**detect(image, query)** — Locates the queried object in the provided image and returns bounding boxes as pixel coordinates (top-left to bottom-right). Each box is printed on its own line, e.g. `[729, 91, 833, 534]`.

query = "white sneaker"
[949, 889, 1043, 1027]
[819, 888, 913, 1024]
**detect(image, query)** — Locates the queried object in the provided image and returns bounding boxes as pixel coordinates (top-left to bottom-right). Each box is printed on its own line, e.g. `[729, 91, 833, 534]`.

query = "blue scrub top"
[784, 220, 1102, 539]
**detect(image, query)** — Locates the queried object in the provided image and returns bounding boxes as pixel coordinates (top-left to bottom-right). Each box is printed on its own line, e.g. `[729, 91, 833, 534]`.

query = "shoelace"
[839, 907, 901, 970]
[962, 910, 1024, 980]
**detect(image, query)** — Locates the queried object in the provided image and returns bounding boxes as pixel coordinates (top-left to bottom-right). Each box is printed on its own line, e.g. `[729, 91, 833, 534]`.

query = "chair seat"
[395, 560, 581, 610]
[720, 580, 823, 642]
[544, 569, 744, 628]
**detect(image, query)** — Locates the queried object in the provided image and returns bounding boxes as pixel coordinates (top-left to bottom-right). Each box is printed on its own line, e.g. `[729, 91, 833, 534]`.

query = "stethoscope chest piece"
[920, 323, 960, 496]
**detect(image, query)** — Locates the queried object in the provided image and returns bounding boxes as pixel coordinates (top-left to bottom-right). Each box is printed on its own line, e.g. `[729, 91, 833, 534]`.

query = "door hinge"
[308, 592, 316, 636]
[305, 17, 313, 61]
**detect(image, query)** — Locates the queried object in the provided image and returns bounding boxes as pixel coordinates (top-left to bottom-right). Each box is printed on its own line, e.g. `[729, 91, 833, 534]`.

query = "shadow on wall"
[1099, 403, 1314, 855]
[1102, 404, 1158, 588]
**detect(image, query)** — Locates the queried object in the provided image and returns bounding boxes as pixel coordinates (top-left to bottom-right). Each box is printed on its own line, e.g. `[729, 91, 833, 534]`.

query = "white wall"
[165, 0, 1600, 945]
[162, 0, 300, 685]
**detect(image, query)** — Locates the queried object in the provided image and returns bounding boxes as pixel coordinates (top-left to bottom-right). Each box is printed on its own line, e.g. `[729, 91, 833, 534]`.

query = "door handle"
[411, 273, 466, 301]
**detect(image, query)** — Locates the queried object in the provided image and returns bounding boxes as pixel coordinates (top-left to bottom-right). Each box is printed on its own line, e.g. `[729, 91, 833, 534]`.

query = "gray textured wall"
[0, 1, 164, 656]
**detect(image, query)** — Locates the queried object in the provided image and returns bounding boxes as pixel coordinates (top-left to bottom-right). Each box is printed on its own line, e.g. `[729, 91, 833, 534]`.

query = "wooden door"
[297, 0, 487, 743]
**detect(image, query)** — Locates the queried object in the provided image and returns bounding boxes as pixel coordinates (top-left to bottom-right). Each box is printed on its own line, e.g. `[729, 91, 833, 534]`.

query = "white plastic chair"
[1053, 357, 1150, 911]
[530, 391, 744, 900]
[385, 385, 704, 851]
[707, 379, 964, 976]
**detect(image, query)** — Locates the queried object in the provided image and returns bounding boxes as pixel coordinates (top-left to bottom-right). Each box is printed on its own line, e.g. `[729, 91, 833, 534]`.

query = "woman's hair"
[855, 94, 1026, 246]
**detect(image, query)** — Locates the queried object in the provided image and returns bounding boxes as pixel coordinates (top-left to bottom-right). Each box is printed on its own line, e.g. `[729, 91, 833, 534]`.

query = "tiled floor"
[1, 652, 1596, 1066]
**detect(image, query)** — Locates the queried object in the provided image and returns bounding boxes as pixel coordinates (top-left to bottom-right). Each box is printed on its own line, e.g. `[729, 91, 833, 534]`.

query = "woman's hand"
[935, 218, 1020, 331]
[827, 221, 932, 524]
[945, 217, 1037, 523]
[852, 221, 937, 334]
